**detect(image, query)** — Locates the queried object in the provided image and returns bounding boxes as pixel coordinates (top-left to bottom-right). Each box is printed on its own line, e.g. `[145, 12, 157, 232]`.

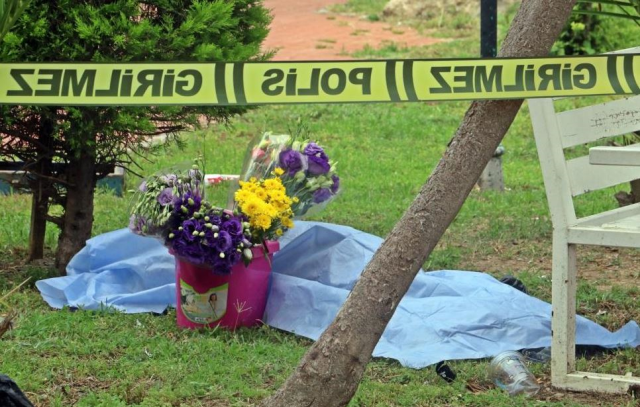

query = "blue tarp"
[36, 221, 640, 368]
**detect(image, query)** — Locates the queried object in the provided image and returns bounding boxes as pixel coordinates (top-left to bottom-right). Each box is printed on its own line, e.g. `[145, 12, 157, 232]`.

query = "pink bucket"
[175, 240, 279, 330]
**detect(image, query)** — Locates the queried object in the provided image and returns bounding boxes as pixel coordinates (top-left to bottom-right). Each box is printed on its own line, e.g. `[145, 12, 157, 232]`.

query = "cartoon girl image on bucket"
[178, 280, 228, 325]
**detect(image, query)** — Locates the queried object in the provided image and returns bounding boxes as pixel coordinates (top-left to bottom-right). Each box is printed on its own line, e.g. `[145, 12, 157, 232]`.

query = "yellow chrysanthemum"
[243, 183, 257, 193]
[267, 189, 285, 201]
[252, 214, 272, 230]
[263, 178, 280, 191]
[292, 197, 300, 203]
[265, 203, 279, 218]
[281, 217, 294, 229]
[274, 167, 284, 176]
[241, 199, 261, 216]
[271, 200, 287, 212]
[255, 188, 268, 201]
[234, 189, 252, 203]
[276, 229, 283, 236]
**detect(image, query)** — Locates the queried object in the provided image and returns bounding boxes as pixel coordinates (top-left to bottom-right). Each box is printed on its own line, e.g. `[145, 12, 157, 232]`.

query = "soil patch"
[460, 240, 640, 290]
[262, 0, 445, 60]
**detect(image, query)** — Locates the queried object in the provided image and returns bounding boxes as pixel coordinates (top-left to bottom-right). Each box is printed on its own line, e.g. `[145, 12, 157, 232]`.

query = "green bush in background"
[0, 0, 271, 271]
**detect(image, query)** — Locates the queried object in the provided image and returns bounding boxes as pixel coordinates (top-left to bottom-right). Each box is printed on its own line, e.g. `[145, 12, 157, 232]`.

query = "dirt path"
[262, 0, 444, 60]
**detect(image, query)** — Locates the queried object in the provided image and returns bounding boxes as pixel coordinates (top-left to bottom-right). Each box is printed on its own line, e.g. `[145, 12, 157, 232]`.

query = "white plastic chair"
[528, 47, 640, 393]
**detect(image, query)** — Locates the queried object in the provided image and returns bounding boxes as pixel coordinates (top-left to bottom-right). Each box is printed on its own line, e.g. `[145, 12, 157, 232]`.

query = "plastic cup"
[488, 351, 540, 397]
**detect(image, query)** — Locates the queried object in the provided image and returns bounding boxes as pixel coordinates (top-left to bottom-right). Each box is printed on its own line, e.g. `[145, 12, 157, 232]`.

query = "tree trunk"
[261, 1, 577, 406]
[55, 138, 96, 274]
[27, 113, 54, 261]
[630, 179, 640, 203]
[614, 179, 640, 207]
[27, 114, 55, 262]
[27, 179, 49, 261]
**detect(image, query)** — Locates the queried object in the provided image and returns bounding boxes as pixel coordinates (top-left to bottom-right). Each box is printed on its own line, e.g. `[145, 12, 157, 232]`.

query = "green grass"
[329, 0, 388, 15]
[2, 1, 640, 406]
[329, 0, 478, 39]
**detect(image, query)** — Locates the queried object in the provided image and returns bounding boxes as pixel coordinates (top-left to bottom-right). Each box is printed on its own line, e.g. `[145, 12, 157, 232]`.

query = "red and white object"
[204, 174, 239, 185]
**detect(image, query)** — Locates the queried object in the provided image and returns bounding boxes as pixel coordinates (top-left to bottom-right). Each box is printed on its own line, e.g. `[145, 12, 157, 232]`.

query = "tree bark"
[27, 114, 55, 262]
[55, 137, 97, 274]
[27, 178, 49, 261]
[261, 1, 577, 406]
[630, 179, 640, 203]
[615, 179, 640, 206]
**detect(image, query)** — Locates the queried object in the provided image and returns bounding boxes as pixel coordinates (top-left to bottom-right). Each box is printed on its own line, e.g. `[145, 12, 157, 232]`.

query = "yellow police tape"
[0, 54, 638, 106]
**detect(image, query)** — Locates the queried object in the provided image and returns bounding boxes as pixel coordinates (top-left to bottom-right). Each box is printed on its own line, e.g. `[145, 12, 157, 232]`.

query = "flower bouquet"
[235, 172, 295, 241]
[130, 165, 252, 273]
[129, 165, 275, 329]
[129, 132, 340, 330]
[237, 131, 340, 218]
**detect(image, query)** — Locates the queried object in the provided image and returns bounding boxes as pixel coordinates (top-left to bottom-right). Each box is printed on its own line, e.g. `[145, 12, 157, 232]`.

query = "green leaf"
[0, 0, 31, 42]
[573, 9, 640, 20]
[577, 0, 637, 7]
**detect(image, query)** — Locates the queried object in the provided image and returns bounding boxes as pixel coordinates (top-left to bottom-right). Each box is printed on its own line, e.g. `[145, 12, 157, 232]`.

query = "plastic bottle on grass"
[488, 351, 540, 397]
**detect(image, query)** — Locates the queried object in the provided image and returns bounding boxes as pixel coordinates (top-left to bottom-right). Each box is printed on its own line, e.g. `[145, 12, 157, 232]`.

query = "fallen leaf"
[0, 311, 16, 339]
[466, 379, 494, 394]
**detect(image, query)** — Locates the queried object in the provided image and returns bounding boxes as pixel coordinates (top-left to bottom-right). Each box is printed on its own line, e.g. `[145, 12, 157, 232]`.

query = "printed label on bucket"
[179, 280, 228, 324]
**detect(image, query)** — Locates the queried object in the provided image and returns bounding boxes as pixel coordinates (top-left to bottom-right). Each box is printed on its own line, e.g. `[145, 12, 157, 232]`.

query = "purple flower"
[160, 174, 177, 186]
[181, 218, 201, 242]
[307, 156, 330, 175]
[169, 229, 202, 264]
[188, 168, 202, 181]
[214, 230, 232, 252]
[181, 242, 207, 265]
[157, 188, 174, 206]
[210, 256, 233, 275]
[209, 214, 221, 226]
[279, 149, 306, 176]
[138, 181, 147, 192]
[222, 217, 243, 237]
[170, 236, 188, 257]
[166, 209, 247, 273]
[128, 214, 137, 230]
[228, 250, 242, 265]
[313, 188, 333, 203]
[173, 190, 202, 218]
[128, 215, 146, 234]
[304, 143, 330, 175]
[330, 174, 340, 194]
[304, 142, 324, 156]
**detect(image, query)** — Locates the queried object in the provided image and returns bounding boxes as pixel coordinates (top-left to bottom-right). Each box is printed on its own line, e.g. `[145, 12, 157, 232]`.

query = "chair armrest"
[589, 144, 640, 166]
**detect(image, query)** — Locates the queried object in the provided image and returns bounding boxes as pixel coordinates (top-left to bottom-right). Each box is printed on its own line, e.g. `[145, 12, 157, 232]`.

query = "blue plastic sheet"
[38, 230, 175, 314]
[37, 221, 640, 368]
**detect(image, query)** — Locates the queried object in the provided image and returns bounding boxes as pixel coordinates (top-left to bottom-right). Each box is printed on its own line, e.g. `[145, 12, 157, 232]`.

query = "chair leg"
[551, 234, 577, 387]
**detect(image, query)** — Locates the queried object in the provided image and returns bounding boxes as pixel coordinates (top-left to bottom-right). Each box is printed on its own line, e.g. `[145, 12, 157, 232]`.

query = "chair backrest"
[528, 46, 640, 228]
